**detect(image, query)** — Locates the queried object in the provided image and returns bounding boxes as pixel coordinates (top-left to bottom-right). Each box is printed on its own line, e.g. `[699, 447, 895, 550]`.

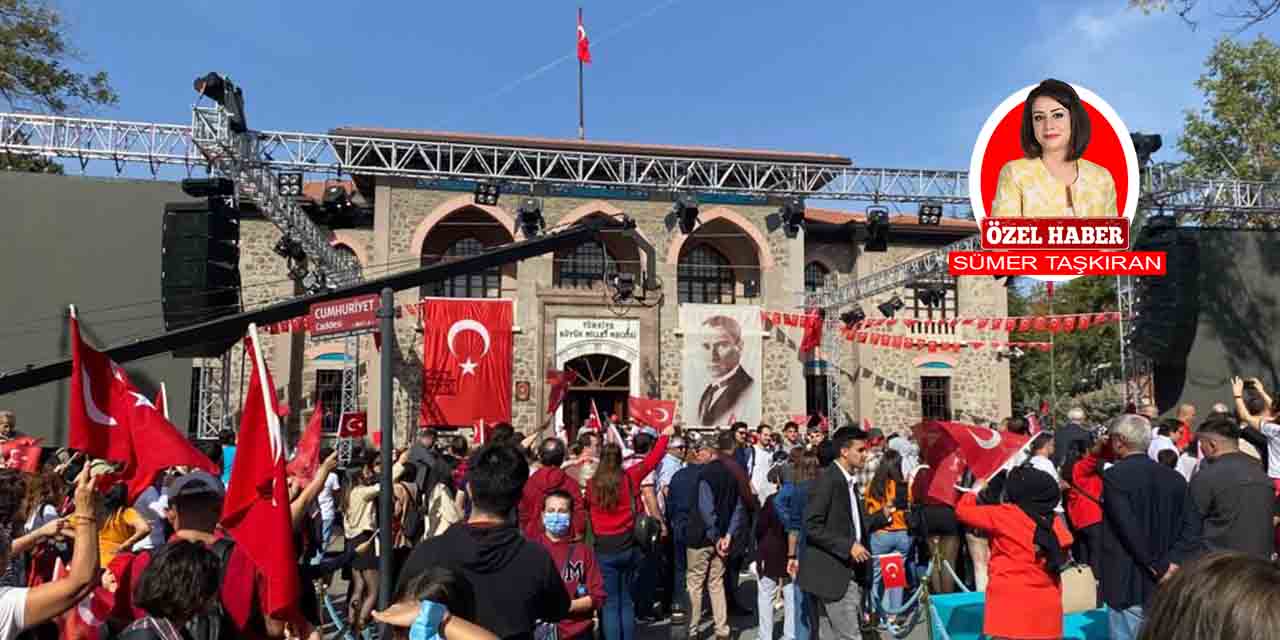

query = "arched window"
[425, 237, 501, 298]
[678, 244, 734, 304]
[804, 262, 830, 292]
[555, 241, 618, 288]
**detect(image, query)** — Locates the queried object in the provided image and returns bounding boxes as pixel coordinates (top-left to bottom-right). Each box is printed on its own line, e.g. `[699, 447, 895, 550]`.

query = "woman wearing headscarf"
[955, 466, 1074, 640]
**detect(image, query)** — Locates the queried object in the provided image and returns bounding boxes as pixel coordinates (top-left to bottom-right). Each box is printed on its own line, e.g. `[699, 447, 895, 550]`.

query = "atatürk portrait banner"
[681, 304, 763, 429]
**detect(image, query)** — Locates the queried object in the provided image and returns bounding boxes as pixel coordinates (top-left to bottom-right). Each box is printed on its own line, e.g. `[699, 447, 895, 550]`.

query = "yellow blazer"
[990, 157, 1118, 218]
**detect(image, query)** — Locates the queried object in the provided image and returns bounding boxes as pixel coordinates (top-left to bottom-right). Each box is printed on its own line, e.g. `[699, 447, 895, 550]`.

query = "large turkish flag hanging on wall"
[420, 299, 513, 427]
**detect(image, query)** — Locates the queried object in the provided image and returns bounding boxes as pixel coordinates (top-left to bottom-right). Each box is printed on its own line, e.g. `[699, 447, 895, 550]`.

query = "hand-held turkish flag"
[546, 369, 577, 415]
[577, 8, 591, 63]
[628, 397, 675, 429]
[879, 553, 908, 589]
[585, 400, 603, 432]
[339, 412, 368, 438]
[917, 421, 963, 507]
[420, 299, 513, 426]
[1, 437, 43, 472]
[287, 408, 325, 484]
[936, 421, 1030, 481]
[119, 387, 218, 502]
[68, 307, 133, 464]
[222, 325, 300, 621]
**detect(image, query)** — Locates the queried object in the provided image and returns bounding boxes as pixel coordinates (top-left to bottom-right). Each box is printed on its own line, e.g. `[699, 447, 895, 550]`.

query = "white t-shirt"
[1260, 422, 1280, 479]
[23, 505, 57, 535]
[317, 472, 341, 521]
[0, 587, 28, 640]
[1148, 435, 1177, 462]
[132, 487, 166, 551]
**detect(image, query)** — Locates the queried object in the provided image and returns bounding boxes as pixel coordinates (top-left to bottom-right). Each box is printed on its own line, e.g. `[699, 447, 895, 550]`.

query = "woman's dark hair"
[1138, 552, 1280, 640]
[1157, 449, 1179, 468]
[1157, 418, 1182, 437]
[395, 567, 477, 621]
[790, 448, 820, 483]
[1020, 78, 1092, 161]
[450, 436, 469, 458]
[589, 443, 625, 510]
[867, 449, 904, 503]
[0, 469, 29, 527]
[1029, 433, 1054, 457]
[218, 429, 237, 447]
[134, 541, 221, 623]
[25, 471, 67, 515]
[1005, 416, 1030, 435]
[103, 482, 128, 513]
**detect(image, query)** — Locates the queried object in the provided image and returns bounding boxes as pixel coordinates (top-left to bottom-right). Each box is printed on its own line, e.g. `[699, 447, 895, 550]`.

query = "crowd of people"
[0, 379, 1278, 640]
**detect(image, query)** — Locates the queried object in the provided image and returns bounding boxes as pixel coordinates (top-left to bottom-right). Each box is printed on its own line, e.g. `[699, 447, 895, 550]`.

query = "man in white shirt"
[1147, 421, 1182, 462]
[315, 452, 341, 559]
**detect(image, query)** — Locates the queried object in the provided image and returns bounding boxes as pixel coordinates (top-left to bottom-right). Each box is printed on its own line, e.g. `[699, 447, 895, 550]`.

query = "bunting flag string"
[760, 309, 1122, 335]
[837, 327, 1053, 353]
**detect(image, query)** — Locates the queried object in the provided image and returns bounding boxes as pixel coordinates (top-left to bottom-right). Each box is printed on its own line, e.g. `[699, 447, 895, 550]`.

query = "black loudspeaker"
[162, 198, 242, 357]
[1128, 219, 1200, 364]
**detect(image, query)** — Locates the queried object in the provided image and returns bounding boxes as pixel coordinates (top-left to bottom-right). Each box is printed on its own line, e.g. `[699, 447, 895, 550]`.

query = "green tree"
[1129, 0, 1278, 31]
[0, 0, 118, 173]
[1180, 36, 1280, 183]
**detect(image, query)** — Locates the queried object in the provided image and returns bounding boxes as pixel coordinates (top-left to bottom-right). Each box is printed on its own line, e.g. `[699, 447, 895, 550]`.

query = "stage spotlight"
[609, 272, 636, 300]
[877, 295, 904, 318]
[917, 202, 943, 226]
[516, 197, 545, 237]
[840, 307, 866, 329]
[780, 198, 805, 236]
[1131, 132, 1163, 166]
[181, 177, 235, 198]
[192, 72, 247, 133]
[273, 236, 306, 262]
[865, 206, 890, 252]
[672, 194, 700, 234]
[276, 172, 303, 198]
[920, 287, 945, 308]
[323, 184, 350, 209]
[474, 182, 501, 206]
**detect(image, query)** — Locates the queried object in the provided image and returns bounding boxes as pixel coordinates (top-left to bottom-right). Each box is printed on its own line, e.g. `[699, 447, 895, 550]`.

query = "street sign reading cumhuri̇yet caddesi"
[309, 294, 380, 339]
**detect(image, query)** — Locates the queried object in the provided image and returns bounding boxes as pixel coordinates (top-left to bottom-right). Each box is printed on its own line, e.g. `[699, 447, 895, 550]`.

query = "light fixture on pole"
[1130, 132, 1163, 166]
[672, 194, 700, 234]
[780, 197, 805, 236]
[917, 202, 943, 226]
[276, 172, 304, 198]
[877, 295, 904, 318]
[840, 307, 866, 329]
[516, 197, 545, 237]
[473, 182, 501, 206]
[865, 206, 890, 252]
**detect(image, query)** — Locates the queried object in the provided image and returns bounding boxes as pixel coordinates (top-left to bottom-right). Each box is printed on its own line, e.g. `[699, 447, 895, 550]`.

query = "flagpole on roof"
[578, 7, 585, 140]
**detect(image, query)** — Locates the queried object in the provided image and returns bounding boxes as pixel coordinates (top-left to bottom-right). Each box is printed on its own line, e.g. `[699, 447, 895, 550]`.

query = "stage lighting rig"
[1131, 132, 1163, 166]
[919, 286, 945, 308]
[780, 198, 805, 236]
[672, 194, 700, 234]
[877, 295, 904, 318]
[917, 202, 943, 226]
[193, 72, 247, 133]
[273, 235, 306, 262]
[276, 172, 303, 198]
[474, 182, 501, 206]
[609, 272, 636, 301]
[181, 177, 235, 198]
[865, 206, 890, 252]
[516, 197, 546, 237]
[840, 307, 866, 329]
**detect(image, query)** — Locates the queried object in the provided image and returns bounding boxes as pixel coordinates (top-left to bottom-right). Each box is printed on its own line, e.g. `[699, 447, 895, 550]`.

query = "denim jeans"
[783, 580, 812, 640]
[597, 546, 643, 640]
[757, 574, 780, 640]
[1108, 605, 1144, 640]
[870, 530, 912, 614]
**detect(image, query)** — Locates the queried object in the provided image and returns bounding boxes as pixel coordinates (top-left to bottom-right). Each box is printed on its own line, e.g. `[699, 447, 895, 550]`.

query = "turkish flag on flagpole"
[118, 389, 218, 502]
[222, 325, 300, 621]
[419, 299, 513, 426]
[577, 8, 591, 63]
[546, 369, 577, 416]
[287, 408, 325, 484]
[879, 553, 908, 589]
[917, 421, 963, 506]
[154, 382, 169, 421]
[68, 306, 134, 464]
[628, 396, 675, 429]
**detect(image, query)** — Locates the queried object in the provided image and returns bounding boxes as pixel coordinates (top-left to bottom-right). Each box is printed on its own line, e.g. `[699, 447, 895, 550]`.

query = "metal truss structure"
[336, 334, 361, 468]
[194, 352, 231, 440]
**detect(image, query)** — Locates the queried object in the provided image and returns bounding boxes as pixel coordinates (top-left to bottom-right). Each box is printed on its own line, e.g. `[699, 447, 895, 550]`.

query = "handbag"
[626, 474, 661, 555]
[1059, 563, 1097, 614]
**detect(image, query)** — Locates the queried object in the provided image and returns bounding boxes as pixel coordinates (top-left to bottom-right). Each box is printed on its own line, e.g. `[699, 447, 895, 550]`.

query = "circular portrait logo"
[968, 80, 1138, 223]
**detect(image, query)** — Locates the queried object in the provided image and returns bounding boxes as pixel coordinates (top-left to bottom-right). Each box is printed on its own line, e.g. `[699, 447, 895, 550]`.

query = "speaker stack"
[161, 197, 242, 358]
[1127, 216, 1200, 409]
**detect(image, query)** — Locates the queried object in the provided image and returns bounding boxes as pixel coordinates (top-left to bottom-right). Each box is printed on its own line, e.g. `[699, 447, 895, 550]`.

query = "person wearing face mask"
[534, 490, 606, 640]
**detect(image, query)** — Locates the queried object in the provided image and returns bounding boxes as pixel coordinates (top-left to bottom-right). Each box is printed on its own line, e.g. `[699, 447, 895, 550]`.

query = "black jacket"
[797, 463, 871, 602]
[1052, 422, 1093, 467]
[396, 522, 570, 640]
[1188, 451, 1275, 559]
[1100, 454, 1201, 610]
[697, 367, 754, 426]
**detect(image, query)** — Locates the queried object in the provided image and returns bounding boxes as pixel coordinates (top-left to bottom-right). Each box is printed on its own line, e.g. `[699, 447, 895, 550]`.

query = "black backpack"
[182, 539, 239, 640]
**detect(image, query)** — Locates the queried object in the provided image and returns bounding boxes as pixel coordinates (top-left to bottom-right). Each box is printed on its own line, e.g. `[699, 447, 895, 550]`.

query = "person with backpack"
[533, 490, 605, 640]
[115, 541, 222, 640]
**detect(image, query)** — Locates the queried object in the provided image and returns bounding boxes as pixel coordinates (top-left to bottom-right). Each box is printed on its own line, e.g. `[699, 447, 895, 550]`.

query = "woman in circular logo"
[990, 79, 1118, 218]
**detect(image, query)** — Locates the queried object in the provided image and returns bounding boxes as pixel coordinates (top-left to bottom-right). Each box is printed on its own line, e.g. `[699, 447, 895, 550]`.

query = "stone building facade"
[227, 132, 1010, 442]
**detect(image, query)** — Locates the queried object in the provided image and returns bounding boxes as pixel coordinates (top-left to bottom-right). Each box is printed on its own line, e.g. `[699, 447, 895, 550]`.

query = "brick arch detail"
[665, 206, 776, 268]
[330, 230, 369, 266]
[409, 194, 516, 257]
[555, 200, 656, 248]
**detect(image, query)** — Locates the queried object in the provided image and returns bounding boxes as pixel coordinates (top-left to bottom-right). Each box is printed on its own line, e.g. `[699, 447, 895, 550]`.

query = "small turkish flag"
[339, 412, 368, 438]
[546, 369, 578, 416]
[1, 437, 42, 472]
[799, 311, 824, 353]
[629, 396, 675, 429]
[879, 553, 907, 590]
[287, 408, 325, 484]
[577, 9, 591, 63]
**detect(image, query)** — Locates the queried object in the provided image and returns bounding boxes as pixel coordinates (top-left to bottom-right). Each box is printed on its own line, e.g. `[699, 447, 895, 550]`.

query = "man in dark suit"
[799, 426, 874, 640]
[696, 315, 755, 425]
[1099, 413, 1202, 640]
[1052, 406, 1094, 467]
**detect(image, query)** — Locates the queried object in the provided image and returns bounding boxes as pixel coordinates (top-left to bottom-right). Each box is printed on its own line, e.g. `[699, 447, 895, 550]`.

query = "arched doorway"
[563, 354, 631, 429]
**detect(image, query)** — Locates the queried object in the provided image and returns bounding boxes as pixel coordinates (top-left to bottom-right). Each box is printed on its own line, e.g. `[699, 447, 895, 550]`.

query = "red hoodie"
[1065, 450, 1103, 529]
[521, 466, 587, 540]
[535, 532, 607, 640]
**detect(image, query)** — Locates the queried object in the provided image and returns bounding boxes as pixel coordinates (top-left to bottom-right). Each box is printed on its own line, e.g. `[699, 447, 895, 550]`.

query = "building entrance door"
[562, 353, 631, 430]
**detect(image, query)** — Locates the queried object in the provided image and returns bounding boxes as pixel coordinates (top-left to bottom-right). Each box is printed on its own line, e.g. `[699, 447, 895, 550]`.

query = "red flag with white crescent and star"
[68, 307, 135, 464]
[339, 412, 368, 438]
[629, 396, 675, 430]
[1, 437, 42, 472]
[420, 299, 513, 426]
[577, 8, 591, 64]
[546, 369, 578, 416]
[934, 421, 1030, 481]
[879, 553, 908, 589]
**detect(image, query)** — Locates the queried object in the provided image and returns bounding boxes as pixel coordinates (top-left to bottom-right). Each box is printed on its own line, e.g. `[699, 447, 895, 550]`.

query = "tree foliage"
[0, 0, 116, 173]
[1130, 0, 1279, 31]
[1007, 276, 1122, 416]
[1180, 36, 1280, 183]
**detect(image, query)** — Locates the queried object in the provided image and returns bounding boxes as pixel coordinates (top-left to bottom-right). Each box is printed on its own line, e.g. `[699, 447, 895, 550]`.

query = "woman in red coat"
[956, 465, 1074, 640]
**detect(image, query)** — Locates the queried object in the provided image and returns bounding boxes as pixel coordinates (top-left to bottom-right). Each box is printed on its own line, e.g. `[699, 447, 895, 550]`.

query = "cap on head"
[164, 470, 226, 499]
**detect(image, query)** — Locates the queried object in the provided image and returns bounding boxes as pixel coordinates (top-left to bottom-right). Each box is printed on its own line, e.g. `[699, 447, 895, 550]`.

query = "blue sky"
[50, 0, 1280, 200]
